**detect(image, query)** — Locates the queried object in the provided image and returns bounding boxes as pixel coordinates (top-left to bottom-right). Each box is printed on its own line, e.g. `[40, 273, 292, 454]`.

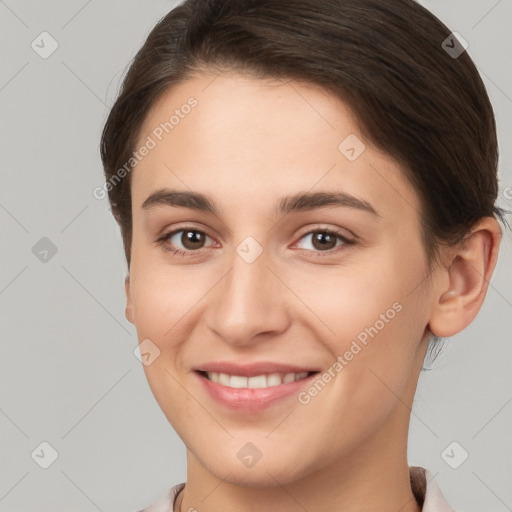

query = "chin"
[197, 444, 313, 488]
[210, 463, 299, 488]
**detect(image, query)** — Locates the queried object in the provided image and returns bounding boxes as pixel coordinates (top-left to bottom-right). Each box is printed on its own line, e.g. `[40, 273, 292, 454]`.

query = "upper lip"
[195, 361, 319, 377]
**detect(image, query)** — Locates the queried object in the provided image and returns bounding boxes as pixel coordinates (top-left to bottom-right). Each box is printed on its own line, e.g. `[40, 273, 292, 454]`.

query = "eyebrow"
[141, 188, 380, 217]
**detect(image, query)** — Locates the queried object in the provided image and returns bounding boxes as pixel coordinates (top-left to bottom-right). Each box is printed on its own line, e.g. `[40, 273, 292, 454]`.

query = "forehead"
[130, 71, 420, 224]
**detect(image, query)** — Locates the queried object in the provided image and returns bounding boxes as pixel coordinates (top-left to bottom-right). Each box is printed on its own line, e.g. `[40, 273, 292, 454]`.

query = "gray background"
[0, 1, 511, 511]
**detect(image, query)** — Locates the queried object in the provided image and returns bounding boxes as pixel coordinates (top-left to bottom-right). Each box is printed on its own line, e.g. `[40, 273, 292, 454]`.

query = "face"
[125, 71, 436, 486]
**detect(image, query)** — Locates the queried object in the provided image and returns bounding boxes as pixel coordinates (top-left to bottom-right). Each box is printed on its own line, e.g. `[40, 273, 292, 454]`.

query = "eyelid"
[293, 223, 356, 243]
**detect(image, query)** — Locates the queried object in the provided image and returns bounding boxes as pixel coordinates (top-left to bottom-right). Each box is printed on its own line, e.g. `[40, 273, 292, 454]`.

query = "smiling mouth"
[198, 370, 318, 389]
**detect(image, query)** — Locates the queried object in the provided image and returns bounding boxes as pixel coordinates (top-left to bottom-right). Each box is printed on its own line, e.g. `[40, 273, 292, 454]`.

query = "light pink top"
[137, 466, 455, 512]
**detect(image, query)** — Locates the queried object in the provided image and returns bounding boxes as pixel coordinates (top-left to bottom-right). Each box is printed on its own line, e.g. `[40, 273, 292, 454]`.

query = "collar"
[410, 466, 455, 512]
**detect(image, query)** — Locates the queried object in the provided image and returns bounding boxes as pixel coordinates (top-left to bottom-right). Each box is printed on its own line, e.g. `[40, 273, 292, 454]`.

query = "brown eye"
[310, 231, 338, 251]
[294, 228, 355, 256]
[178, 230, 207, 250]
[157, 227, 214, 256]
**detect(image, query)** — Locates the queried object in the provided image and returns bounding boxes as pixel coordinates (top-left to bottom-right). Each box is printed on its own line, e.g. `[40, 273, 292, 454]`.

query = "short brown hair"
[100, 0, 509, 271]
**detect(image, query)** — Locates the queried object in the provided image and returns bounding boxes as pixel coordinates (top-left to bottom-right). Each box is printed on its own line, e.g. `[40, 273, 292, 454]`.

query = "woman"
[100, 0, 508, 510]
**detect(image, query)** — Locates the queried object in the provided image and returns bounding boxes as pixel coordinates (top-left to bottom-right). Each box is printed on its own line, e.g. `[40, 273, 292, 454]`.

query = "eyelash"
[156, 225, 356, 258]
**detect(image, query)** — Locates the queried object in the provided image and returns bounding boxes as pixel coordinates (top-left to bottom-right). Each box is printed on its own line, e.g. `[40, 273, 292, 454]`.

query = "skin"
[123, 71, 501, 512]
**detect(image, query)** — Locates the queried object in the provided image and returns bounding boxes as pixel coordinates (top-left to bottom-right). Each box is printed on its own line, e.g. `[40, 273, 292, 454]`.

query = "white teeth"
[267, 373, 283, 387]
[283, 373, 295, 384]
[205, 371, 309, 388]
[230, 375, 248, 388]
[218, 372, 231, 386]
[247, 375, 267, 388]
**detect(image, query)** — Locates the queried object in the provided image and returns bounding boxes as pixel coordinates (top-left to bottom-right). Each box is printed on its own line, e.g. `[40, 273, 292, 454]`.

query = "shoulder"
[410, 466, 456, 512]
[136, 482, 186, 512]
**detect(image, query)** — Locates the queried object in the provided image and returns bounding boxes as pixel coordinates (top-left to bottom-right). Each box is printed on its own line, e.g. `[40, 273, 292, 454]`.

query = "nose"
[204, 245, 290, 347]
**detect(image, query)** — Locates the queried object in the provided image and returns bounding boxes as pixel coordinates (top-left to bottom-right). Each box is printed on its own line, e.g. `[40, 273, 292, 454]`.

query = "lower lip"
[194, 371, 319, 412]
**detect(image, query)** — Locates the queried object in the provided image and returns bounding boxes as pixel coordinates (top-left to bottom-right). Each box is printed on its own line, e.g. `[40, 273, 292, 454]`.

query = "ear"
[428, 217, 502, 338]
[124, 274, 135, 324]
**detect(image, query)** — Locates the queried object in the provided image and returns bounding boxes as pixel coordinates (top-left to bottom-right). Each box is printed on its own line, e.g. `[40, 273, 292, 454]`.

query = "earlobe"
[124, 274, 135, 324]
[428, 217, 501, 338]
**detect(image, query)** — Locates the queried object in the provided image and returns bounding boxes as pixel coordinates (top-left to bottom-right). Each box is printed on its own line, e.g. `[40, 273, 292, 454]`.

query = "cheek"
[301, 253, 419, 346]
[130, 263, 199, 426]
[303, 245, 428, 400]
[312, 278, 416, 394]
[129, 257, 206, 340]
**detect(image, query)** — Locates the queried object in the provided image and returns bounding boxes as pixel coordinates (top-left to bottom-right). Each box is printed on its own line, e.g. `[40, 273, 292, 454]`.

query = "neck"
[178, 410, 422, 512]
